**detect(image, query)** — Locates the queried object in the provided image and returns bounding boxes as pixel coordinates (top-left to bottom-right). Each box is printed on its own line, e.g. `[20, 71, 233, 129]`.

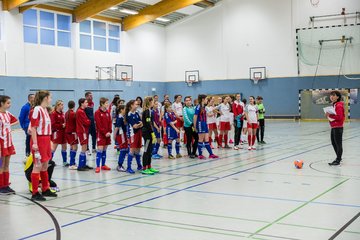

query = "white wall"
[165, 0, 360, 82]
[0, 7, 166, 82]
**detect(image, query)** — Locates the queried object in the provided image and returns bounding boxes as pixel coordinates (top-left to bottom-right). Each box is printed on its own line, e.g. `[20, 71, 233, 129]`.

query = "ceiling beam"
[73, 0, 127, 23]
[201, 1, 214, 7]
[19, 4, 38, 13]
[2, 0, 30, 11]
[122, 0, 205, 31]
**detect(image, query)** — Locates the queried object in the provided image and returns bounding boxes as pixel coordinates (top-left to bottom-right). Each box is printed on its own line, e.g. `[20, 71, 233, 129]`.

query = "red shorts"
[66, 132, 79, 145]
[31, 136, 52, 163]
[0, 139, 16, 157]
[247, 123, 259, 129]
[219, 121, 231, 131]
[208, 123, 217, 130]
[116, 135, 128, 149]
[97, 133, 111, 146]
[129, 131, 142, 149]
[78, 132, 89, 146]
[52, 130, 66, 144]
[175, 117, 184, 128]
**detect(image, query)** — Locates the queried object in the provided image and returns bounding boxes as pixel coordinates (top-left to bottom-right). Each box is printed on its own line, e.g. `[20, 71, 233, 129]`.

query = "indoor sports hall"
[0, 0, 359, 240]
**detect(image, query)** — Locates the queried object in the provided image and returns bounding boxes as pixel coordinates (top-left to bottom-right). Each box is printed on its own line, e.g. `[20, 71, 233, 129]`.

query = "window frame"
[23, 8, 72, 48]
[79, 19, 120, 53]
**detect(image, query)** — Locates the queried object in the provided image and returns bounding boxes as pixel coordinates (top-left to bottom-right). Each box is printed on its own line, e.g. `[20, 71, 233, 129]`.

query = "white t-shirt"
[172, 102, 183, 116]
[206, 106, 216, 124]
[157, 102, 162, 112]
[217, 103, 231, 122]
[245, 104, 258, 123]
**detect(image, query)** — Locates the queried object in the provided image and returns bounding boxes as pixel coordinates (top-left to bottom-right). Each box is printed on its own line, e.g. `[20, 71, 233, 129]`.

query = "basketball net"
[187, 80, 194, 87]
[253, 77, 260, 85]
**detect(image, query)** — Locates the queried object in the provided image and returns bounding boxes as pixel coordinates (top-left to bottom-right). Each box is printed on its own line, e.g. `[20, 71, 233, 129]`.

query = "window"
[23, 9, 71, 47]
[80, 20, 120, 53]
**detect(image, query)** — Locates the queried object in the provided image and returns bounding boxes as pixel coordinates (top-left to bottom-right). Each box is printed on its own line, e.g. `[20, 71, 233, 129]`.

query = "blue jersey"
[164, 111, 178, 140]
[114, 114, 127, 136]
[126, 111, 142, 138]
[194, 104, 208, 133]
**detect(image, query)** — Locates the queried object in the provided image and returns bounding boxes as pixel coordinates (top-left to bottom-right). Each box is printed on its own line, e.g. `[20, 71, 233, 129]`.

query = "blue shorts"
[196, 121, 208, 134]
[166, 126, 178, 140]
[154, 128, 160, 139]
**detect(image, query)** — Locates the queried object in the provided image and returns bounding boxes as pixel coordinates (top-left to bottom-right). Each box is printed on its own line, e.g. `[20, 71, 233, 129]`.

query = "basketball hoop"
[253, 77, 260, 85]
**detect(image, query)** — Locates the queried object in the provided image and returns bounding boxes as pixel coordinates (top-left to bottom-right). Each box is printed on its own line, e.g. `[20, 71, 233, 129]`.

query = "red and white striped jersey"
[0, 111, 17, 148]
[31, 106, 52, 136]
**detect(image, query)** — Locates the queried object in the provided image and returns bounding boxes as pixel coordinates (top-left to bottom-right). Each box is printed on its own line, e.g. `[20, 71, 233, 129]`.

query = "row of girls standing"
[0, 92, 58, 200]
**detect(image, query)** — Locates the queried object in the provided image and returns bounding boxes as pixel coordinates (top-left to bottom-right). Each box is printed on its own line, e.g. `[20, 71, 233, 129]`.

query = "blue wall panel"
[0, 76, 166, 128]
[1, 75, 359, 127]
[164, 75, 360, 118]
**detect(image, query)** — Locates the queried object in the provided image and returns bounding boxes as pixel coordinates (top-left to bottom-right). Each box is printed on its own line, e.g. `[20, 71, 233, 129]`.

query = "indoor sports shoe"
[261, 141, 266, 144]
[141, 169, 155, 175]
[148, 168, 159, 173]
[95, 167, 101, 173]
[156, 154, 163, 158]
[101, 165, 111, 171]
[209, 154, 219, 159]
[152, 154, 161, 159]
[126, 168, 135, 174]
[117, 165, 126, 172]
[137, 165, 143, 171]
[77, 167, 89, 171]
[229, 139, 234, 144]
[328, 160, 341, 166]
[234, 146, 239, 150]
[63, 162, 70, 167]
[69, 165, 78, 170]
[169, 155, 175, 159]
[31, 192, 46, 201]
[189, 154, 195, 159]
[0, 187, 11, 195]
[248, 146, 252, 150]
[198, 155, 205, 160]
[224, 145, 231, 149]
[85, 165, 94, 170]
[251, 146, 257, 150]
[42, 189, 57, 197]
[176, 154, 182, 158]
[4, 186, 16, 194]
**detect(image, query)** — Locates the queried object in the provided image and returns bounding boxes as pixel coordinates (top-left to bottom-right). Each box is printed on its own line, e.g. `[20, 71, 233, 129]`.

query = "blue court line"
[149, 172, 220, 179]
[18, 135, 359, 240]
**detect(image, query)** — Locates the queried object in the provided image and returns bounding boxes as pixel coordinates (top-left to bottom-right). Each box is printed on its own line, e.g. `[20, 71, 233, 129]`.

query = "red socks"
[218, 135, 223, 147]
[3, 172, 9, 187]
[252, 135, 256, 145]
[31, 173, 40, 195]
[0, 173, 4, 188]
[248, 135, 252, 146]
[224, 135, 228, 145]
[40, 171, 49, 192]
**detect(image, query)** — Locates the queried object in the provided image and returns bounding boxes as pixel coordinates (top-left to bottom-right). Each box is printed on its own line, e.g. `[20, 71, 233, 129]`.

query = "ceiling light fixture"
[119, 8, 139, 15]
[156, 17, 171, 22]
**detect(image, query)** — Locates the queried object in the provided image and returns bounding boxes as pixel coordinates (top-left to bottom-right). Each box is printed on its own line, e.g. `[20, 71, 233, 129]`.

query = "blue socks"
[102, 150, 107, 166]
[118, 149, 128, 167]
[96, 150, 102, 168]
[175, 142, 180, 155]
[127, 153, 134, 170]
[70, 150, 76, 166]
[135, 153, 142, 169]
[61, 150, 67, 163]
[79, 152, 86, 168]
[153, 142, 160, 155]
[198, 142, 204, 156]
[204, 142, 213, 155]
[167, 142, 172, 156]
